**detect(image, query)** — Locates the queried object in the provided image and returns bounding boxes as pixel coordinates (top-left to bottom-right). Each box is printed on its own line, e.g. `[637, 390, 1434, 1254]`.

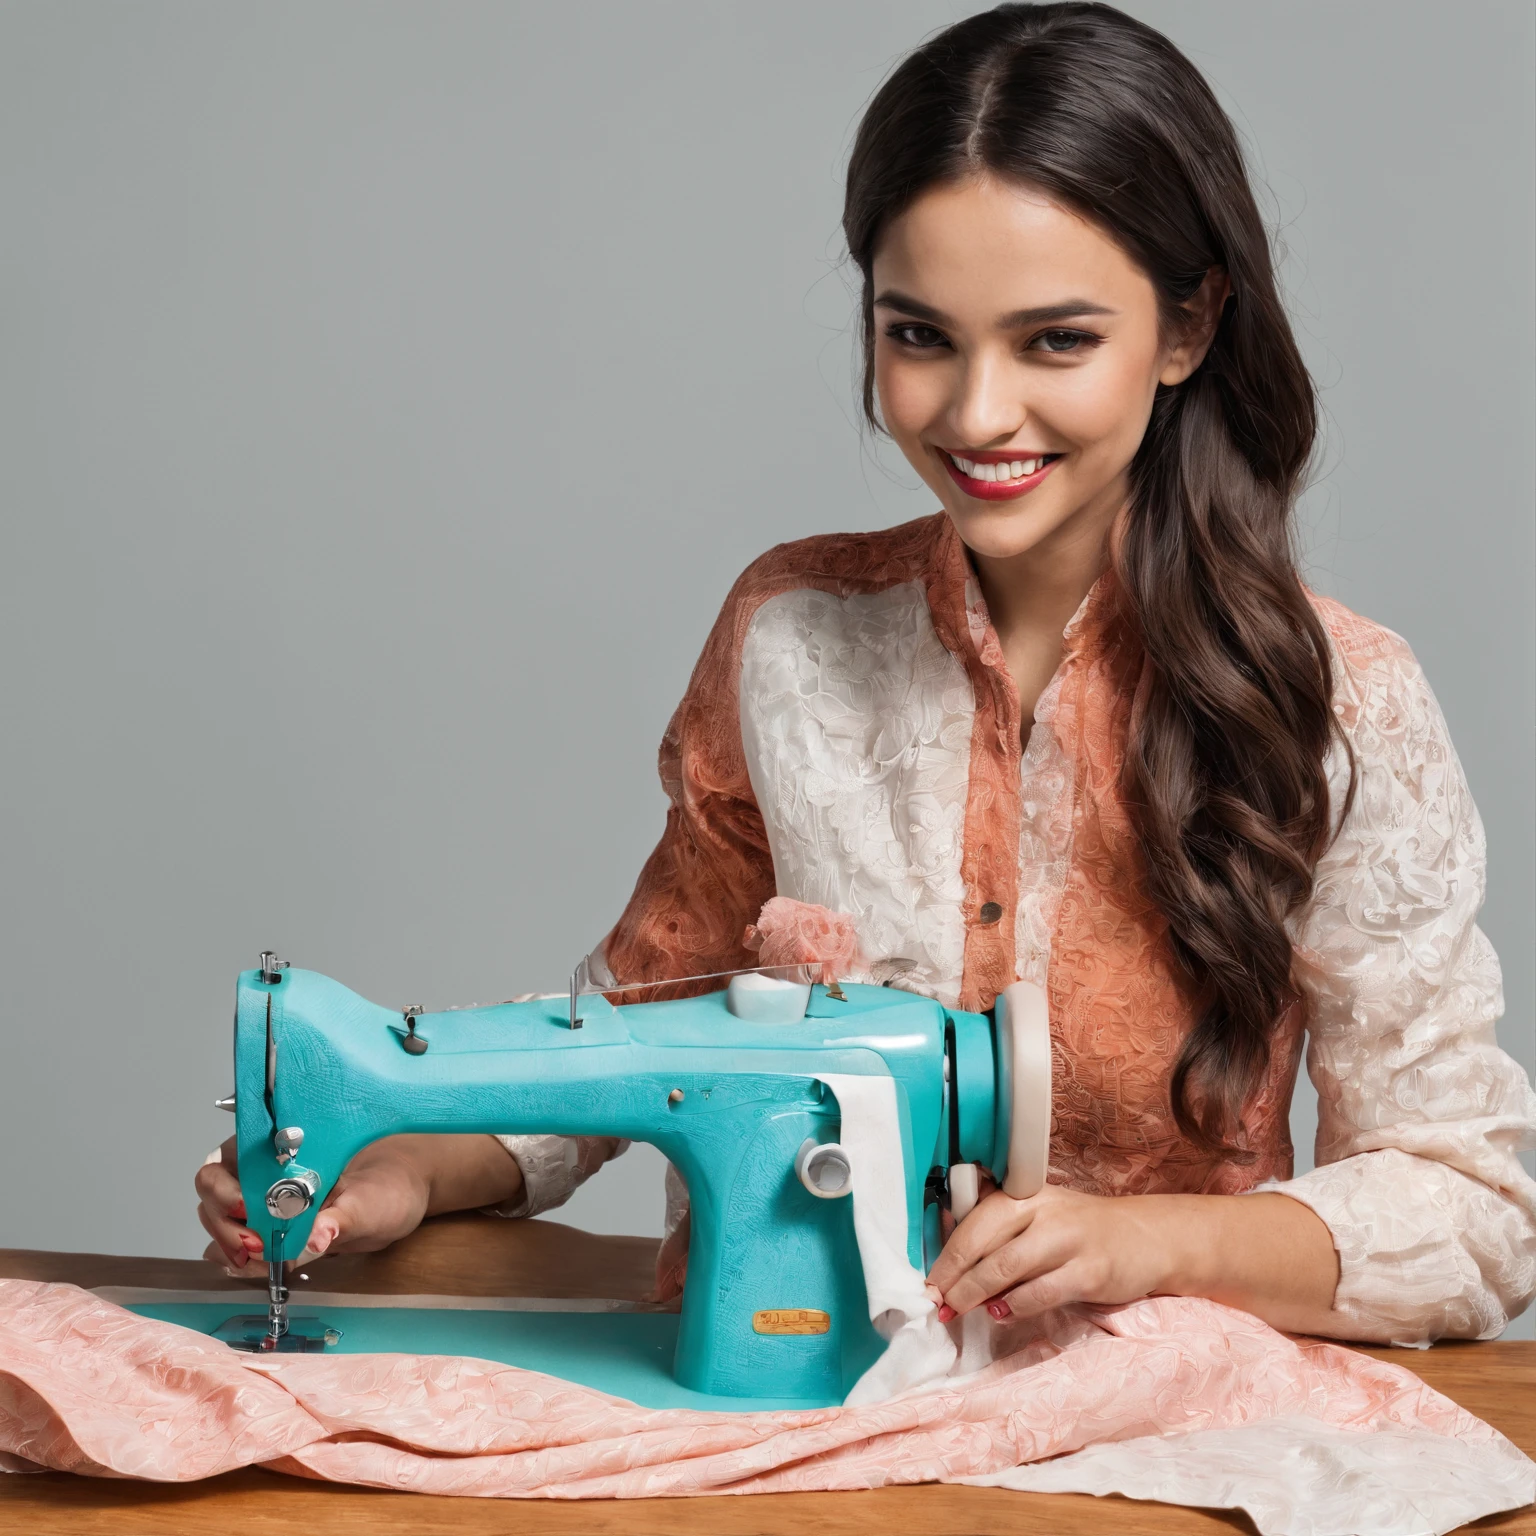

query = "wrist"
[357, 1134, 435, 1213]
[1143, 1193, 1224, 1297]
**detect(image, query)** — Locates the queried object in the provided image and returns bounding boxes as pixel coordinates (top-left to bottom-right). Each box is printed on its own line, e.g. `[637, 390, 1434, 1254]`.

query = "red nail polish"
[937, 1304, 956, 1322]
[240, 1231, 263, 1249]
[987, 1299, 1012, 1319]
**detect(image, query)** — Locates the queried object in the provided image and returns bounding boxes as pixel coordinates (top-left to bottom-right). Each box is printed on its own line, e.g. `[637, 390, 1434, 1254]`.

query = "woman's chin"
[940, 501, 1060, 563]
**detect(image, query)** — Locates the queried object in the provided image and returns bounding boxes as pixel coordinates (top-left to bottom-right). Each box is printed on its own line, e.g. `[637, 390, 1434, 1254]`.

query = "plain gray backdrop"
[2, 2, 1532, 1337]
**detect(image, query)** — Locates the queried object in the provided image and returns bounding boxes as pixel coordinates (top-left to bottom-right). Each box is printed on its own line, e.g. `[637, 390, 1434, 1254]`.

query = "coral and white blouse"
[494, 512, 1536, 1346]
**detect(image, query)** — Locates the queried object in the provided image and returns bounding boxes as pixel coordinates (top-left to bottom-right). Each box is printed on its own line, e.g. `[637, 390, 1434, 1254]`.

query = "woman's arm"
[198, 1132, 527, 1271]
[1252, 616, 1536, 1343]
[931, 617, 1536, 1338]
[925, 1184, 1340, 1333]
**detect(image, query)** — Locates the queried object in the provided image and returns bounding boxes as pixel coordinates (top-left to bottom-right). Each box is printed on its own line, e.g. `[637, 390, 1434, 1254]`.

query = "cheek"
[874, 350, 944, 441]
[1047, 352, 1159, 457]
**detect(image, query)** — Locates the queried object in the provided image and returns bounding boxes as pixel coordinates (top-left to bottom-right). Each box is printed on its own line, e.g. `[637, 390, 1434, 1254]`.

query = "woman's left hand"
[925, 1183, 1182, 1322]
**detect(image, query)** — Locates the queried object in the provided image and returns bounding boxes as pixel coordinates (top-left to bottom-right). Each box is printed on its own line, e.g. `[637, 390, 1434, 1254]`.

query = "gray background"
[2, 2, 1531, 1337]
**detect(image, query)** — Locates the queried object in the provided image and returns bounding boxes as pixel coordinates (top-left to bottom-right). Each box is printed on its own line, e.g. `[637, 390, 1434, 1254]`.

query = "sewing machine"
[148, 952, 1050, 1410]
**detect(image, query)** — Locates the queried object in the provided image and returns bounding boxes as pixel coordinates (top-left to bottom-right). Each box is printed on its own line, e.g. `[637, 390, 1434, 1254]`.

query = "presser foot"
[210, 1314, 343, 1353]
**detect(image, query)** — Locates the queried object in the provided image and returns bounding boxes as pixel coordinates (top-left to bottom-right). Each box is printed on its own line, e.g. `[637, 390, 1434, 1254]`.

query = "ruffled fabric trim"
[743, 896, 864, 985]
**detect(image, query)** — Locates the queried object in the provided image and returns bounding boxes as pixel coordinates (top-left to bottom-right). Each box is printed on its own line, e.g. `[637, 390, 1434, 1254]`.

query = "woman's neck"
[962, 499, 1121, 737]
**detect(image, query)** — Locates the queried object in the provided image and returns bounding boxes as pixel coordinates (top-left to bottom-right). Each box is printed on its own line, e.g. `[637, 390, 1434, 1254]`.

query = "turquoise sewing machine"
[136, 952, 1049, 1411]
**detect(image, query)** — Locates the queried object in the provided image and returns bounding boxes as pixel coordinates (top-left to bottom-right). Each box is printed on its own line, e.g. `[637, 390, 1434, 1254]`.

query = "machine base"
[126, 1303, 845, 1412]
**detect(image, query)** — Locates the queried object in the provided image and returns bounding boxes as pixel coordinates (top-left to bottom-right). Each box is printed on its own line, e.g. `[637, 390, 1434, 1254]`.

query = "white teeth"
[951, 453, 1048, 482]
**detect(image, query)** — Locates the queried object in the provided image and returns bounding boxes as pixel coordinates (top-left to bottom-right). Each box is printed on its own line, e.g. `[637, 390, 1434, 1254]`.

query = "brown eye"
[885, 322, 948, 349]
[1030, 328, 1095, 353]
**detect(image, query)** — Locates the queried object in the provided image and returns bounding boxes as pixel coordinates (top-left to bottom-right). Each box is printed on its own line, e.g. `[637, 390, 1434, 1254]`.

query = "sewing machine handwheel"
[994, 981, 1052, 1200]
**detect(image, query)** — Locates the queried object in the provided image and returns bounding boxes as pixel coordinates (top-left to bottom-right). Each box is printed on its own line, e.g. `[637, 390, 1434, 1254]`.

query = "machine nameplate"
[752, 1308, 830, 1336]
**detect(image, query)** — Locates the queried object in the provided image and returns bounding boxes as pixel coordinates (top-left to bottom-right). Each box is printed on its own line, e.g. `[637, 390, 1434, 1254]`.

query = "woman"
[195, 2, 1536, 1346]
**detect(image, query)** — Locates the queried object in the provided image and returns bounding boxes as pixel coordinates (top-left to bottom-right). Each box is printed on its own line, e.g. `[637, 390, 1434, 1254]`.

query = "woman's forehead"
[872, 175, 1151, 323]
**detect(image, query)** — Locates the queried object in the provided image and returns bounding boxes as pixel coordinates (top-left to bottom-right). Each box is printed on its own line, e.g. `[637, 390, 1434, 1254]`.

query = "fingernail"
[240, 1231, 263, 1250]
[937, 1304, 956, 1323]
[228, 1202, 247, 1220]
[986, 1299, 1012, 1320]
[923, 1284, 943, 1305]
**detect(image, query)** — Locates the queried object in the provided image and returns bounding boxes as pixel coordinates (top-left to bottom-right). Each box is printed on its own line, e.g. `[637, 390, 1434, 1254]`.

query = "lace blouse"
[488, 513, 1536, 1345]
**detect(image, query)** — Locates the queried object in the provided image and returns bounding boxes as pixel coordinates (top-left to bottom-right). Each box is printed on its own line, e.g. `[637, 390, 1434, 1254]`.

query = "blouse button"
[978, 901, 1004, 925]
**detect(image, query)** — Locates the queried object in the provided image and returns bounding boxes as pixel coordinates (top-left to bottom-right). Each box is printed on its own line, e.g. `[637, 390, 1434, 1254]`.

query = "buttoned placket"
[926, 515, 1101, 1001]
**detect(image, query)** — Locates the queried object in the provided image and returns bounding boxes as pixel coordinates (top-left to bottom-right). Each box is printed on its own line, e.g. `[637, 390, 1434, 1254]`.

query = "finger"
[194, 1157, 243, 1212]
[197, 1201, 259, 1268]
[943, 1226, 1068, 1316]
[195, 1162, 259, 1251]
[290, 1176, 394, 1264]
[926, 1190, 1040, 1295]
[291, 1208, 344, 1266]
[995, 1259, 1093, 1321]
[202, 1240, 265, 1280]
[195, 1149, 250, 1232]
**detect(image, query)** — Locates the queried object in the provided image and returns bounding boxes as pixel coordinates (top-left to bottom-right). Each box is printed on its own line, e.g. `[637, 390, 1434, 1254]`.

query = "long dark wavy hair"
[843, 1, 1355, 1153]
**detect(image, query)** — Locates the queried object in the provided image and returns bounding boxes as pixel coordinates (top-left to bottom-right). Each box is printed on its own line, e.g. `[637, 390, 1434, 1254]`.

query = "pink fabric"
[0, 1279, 1522, 1502]
[743, 896, 863, 987]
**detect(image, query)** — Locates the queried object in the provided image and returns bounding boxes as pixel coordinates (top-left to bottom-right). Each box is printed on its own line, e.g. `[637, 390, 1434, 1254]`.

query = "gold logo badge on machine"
[752, 1309, 831, 1336]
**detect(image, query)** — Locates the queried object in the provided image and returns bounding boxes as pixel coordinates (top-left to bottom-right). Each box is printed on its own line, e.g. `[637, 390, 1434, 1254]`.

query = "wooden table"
[3, 1215, 1532, 1534]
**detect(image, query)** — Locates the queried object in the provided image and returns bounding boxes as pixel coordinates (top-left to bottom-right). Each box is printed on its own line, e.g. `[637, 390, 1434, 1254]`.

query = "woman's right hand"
[195, 1136, 265, 1272]
[194, 1134, 436, 1274]
[194, 1132, 524, 1275]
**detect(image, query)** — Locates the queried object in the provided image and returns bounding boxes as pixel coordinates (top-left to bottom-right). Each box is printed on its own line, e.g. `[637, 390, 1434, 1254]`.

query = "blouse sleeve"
[1261, 614, 1536, 1344]
[480, 1134, 628, 1220]
[596, 561, 779, 987]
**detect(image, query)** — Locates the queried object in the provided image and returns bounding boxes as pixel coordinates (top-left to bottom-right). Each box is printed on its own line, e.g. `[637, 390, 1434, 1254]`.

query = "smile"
[939, 450, 1063, 501]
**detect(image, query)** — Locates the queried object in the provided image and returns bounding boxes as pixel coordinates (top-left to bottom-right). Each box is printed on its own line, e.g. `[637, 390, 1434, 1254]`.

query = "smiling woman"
[590, 0, 1536, 1345]
[188, 1, 1536, 1354]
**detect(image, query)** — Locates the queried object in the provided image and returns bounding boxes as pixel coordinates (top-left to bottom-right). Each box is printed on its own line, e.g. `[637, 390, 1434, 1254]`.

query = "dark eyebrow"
[873, 288, 1117, 329]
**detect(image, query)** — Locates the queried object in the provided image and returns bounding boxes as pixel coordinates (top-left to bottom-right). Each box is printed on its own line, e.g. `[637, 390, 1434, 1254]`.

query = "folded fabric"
[1, 1278, 1530, 1536]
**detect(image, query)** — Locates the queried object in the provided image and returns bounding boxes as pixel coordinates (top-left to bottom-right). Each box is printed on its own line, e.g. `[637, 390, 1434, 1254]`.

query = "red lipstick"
[939, 450, 1062, 502]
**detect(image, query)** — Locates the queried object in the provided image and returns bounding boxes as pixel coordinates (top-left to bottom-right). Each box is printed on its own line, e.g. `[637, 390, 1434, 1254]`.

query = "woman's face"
[871, 174, 1218, 567]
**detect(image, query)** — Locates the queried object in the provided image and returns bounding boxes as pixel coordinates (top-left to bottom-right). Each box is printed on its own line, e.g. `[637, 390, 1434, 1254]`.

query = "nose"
[946, 349, 1026, 449]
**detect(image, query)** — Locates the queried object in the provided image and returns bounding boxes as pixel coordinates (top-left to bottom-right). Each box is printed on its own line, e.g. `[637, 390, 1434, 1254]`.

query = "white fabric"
[964, 1417, 1535, 1536]
[815, 1073, 956, 1405]
[738, 582, 974, 1006]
